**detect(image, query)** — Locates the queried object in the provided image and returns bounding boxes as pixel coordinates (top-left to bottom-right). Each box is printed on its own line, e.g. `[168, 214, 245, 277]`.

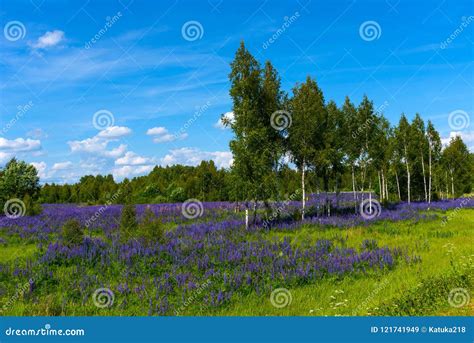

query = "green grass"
[209, 209, 474, 316]
[1, 209, 473, 316]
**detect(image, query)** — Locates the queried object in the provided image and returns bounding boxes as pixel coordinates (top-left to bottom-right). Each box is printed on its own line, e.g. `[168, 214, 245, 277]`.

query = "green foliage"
[168, 186, 186, 202]
[0, 158, 40, 206]
[120, 204, 138, 242]
[23, 193, 42, 216]
[442, 136, 472, 197]
[375, 271, 472, 315]
[138, 207, 164, 245]
[228, 41, 283, 205]
[61, 219, 84, 247]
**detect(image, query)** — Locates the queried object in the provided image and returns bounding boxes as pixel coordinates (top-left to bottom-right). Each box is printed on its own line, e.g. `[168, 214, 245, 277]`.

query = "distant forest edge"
[1, 42, 473, 208]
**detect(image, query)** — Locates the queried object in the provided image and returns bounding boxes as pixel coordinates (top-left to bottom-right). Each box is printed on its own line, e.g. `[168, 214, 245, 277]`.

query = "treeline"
[39, 161, 301, 204]
[3, 42, 473, 208]
[224, 41, 473, 219]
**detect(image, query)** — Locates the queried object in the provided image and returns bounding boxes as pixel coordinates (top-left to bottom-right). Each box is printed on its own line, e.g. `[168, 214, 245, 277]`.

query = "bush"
[120, 204, 138, 242]
[61, 219, 84, 247]
[23, 194, 42, 216]
[139, 207, 164, 245]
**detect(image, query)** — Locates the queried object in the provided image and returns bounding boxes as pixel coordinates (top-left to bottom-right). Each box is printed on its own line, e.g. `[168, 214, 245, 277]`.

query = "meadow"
[0, 196, 473, 316]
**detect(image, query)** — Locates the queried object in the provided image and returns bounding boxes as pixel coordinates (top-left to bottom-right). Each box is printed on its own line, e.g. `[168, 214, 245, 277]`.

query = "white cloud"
[146, 127, 167, 135]
[115, 151, 152, 166]
[214, 111, 234, 130]
[0, 137, 42, 163]
[161, 147, 233, 169]
[68, 127, 132, 159]
[68, 136, 127, 158]
[441, 131, 474, 151]
[32, 30, 65, 49]
[0, 137, 42, 152]
[146, 126, 187, 143]
[0, 152, 12, 164]
[30, 161, 47, 179]
[97, 126, 132, 139]
[52, 161, 73, 170]
[112, 165, 154, 179]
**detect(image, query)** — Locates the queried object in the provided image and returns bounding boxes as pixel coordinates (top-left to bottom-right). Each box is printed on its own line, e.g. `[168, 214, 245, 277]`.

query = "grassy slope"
[1, 209, 473, 316]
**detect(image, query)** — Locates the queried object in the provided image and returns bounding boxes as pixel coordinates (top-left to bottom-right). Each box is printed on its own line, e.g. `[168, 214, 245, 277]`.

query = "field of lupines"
[0, 194, 473, 316]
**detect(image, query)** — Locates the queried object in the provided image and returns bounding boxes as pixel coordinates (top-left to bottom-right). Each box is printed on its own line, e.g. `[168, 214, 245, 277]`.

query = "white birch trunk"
[404, 145, 411, 204]
[421, 154, 427, 202]
[428, 145, 432, 204]
[395, 170, 401, 201]
[301, 160, 305, 220]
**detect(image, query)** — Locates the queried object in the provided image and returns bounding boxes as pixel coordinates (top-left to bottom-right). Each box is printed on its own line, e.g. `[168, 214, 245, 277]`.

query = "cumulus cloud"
[161, 147, 233, 169]
[52, 161, 73, 170]
[0, 137, 42, 164]
[146, 127, 167, 135]
[97, 126, 132, 139]
[214, 111, 234, 130]
[146, 126, 187, 143]
[115, 151, 152, 166]
[68, 126, 132, 158]
[32, 30, 65, 49]
[30, 161, 47, 179]
[441, 131, 474, 151]
[69, 136, 127, 158]
[112, 165, 154, 179]
[0, 137, 41, 152]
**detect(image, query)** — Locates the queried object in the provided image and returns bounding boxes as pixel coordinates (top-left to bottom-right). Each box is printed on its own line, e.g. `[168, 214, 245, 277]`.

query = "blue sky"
[0, 0, 472, 183]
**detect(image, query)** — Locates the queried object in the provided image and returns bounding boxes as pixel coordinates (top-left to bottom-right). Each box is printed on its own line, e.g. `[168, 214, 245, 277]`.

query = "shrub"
[139, 207, 164, 245]
[61, 219, 84, 247]
[23, 194, 42, 216]
[120, 204, 138, 242]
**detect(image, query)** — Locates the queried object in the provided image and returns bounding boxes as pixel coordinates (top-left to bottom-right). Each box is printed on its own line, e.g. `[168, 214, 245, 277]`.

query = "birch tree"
[288, 76, 324, 219]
